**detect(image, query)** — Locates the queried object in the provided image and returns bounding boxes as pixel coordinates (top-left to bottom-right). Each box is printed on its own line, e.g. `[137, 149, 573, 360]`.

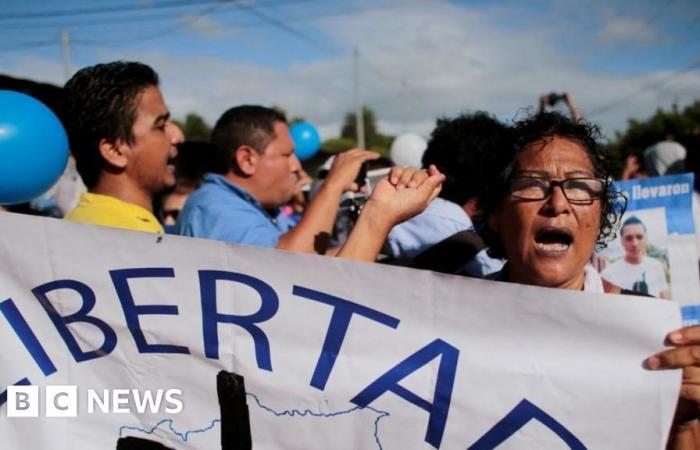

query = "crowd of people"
[4, 60, 700, 448]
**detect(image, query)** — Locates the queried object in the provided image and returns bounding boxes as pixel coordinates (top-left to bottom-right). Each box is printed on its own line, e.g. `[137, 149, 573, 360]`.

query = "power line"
[0, 0, 431, 113]
[0, 0, 222, 21]
[1, 0, 421, 31]
[358, 55, 432, 111]
[256, 0, 424, 26]
[228, 1, 432, 114]
[239, 1, 432, 115]
[230, 2, 342, 109]
[587, 58, 700, 117]
[0, 0, 339, 46]
[0, 10, 189, 30]
[0, 39, 58, 51]
[0, 1, 228, 51]
[0, 0, 325, 27]
[77, 3, 226, 46]
[234, 2, 336, 55]
[0, 0, 423, 53]
[2, 0, 314, 30]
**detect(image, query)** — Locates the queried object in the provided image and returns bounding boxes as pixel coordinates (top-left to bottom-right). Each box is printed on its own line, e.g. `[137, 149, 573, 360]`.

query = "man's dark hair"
[620, 215, 646, 236]
[422, 111, 512, 206]
[211, 105, 287, 172]
[480, 112, 625, 258]
[64, 61, 159, 188]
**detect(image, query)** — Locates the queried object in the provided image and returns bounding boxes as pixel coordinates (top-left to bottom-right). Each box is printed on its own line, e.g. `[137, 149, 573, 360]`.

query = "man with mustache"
[177, 105, 385, 253]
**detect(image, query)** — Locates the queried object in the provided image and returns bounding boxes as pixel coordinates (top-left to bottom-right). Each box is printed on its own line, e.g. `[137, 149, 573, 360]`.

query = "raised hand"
[647, 326, 700, 449]
[338, 165, 445, 262]
[324, 149, 380, 193]
[367, 164, 445, 225]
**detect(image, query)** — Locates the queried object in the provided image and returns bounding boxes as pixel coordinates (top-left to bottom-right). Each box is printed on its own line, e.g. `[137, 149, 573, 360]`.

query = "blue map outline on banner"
[118, 392, 391, 449]
[119, 417, 220, 442]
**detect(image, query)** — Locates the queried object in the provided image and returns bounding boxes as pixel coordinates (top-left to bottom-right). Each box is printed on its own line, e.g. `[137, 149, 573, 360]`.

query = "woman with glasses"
[480, 112, 623, 291]
[479, 112, 699, 448]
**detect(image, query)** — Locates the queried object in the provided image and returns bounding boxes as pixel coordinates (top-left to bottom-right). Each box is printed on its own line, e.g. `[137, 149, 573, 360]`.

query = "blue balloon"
[0, 90, 68, 205]
[290, 122, 321, 161]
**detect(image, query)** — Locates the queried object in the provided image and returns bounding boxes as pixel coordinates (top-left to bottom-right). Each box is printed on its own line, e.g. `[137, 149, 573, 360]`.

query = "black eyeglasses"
[509, 176, 607, 204]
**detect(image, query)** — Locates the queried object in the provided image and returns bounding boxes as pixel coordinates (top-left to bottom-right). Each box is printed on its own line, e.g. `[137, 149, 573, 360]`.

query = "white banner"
[0, 212, 682, 449]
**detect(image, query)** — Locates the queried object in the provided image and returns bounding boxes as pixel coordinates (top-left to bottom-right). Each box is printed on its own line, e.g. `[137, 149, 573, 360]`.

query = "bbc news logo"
[6, 386, 183, 417]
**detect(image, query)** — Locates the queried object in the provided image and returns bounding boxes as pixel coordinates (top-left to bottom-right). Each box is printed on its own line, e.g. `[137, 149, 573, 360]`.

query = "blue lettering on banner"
[0, 299, 57, 375]
[199, 270, 279, 371]
[292, 285, 400, 390]
[0, 299, 57, 407]
[615, 173, 695, 235]
[0, 269, 586, 449]
[110, 268, 189, 354]
[31, 280, 117, 362]
[467, 398, 586, 449]
[351, 338, 459, 449]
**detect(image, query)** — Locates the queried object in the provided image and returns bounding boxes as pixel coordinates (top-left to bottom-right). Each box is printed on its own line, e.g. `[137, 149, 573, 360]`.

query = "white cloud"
[594, 15, 658, 45]
[177, 14, 236, 39]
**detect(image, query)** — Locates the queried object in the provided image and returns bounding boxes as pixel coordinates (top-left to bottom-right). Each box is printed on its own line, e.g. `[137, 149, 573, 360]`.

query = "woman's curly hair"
[479, 112, 626, 259]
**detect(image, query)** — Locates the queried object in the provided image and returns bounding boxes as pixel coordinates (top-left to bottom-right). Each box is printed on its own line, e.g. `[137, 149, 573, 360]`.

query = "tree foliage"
[609, 100, 700, 158]
[173, 113, 212, 142]
[271, 104, 305, 125]
[321, 137, 358, 154]
[338, 106, 394, 156]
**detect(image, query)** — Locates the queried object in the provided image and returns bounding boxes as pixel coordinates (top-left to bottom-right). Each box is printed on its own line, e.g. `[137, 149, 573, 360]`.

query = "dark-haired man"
[64, 61, 184, 232]
[176, 105, 381, 253]
[601, 216, 669, 298]
[385, 112, 507, 275]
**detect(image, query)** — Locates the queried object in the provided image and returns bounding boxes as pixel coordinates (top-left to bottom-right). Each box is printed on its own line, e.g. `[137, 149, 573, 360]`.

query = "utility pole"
[400, 78, 407, 133]
[61, 30, 71, 81]
[353, 48, 366, 149]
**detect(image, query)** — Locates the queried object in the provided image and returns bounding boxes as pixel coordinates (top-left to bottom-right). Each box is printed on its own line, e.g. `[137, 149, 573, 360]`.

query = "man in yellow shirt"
[63, 61, 184, 233]
[66, 192, 164, 233]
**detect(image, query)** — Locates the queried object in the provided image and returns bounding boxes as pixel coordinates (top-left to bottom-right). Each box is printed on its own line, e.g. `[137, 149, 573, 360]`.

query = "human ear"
[234, 145, 259, 176]
[98, 138, 129, 169]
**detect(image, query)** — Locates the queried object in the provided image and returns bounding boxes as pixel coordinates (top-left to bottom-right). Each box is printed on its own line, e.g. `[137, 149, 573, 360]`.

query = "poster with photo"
[595, 173, 700, 324]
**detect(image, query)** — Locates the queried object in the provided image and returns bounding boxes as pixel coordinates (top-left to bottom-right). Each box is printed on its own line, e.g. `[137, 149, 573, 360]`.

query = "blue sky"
[1, 0, 699, 140]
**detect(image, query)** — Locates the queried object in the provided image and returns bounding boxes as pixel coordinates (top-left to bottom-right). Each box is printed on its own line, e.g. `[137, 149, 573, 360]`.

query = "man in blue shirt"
[176, 105, 383, 253]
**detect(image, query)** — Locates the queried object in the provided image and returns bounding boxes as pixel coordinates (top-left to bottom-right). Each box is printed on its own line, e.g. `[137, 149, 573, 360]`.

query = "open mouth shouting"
[166, 155, 177, 171]
[534, 227, 574, 256]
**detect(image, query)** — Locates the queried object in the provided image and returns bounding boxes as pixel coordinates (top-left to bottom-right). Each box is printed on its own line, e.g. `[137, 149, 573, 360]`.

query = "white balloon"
[390, 133, 427, 168]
